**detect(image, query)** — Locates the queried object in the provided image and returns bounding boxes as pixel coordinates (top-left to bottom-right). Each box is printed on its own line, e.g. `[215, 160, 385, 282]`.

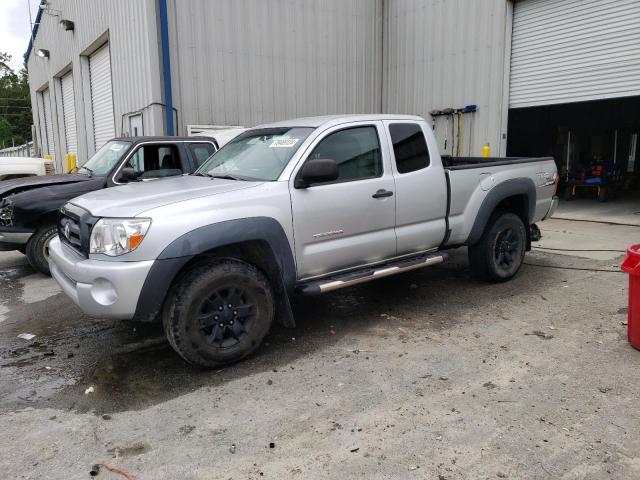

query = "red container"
[621, 244, 640, 350]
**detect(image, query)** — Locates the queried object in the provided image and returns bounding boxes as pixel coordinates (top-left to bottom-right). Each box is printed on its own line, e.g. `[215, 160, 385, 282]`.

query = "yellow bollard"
[482, 143, 491, 158]
[65, 153, 78, 173]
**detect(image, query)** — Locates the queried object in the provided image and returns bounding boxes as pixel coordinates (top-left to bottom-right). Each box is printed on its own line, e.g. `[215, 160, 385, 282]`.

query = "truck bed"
[442, 156, 554, 170]
[443, 155, 557, 246]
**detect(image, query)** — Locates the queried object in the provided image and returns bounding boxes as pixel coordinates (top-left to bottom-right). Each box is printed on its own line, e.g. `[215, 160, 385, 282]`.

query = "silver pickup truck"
[49, 114, 558, 367]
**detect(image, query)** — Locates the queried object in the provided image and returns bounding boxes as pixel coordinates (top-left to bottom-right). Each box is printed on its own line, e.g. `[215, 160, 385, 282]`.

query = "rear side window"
[389, 123, 430, 173]
[189, 142, 216, 168]
[308, 126, 382, 182]
[123, 144, 183, 180]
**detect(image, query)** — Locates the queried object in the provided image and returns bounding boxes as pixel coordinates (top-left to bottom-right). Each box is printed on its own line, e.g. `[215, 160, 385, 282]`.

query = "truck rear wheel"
[468, 212, 526, 282]
[163, 258, 274, 368]
[26, 224, 57, 275]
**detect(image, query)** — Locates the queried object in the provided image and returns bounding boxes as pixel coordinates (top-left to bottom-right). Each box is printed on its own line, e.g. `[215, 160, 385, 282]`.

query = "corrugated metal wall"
[510, 0, 640, 108]
[29, 0, 513, 163]
[28, 0, 515, 164]
[383, 0, 513, 156]
[167, 0, 384, 130]
[27, 0, 164, 166]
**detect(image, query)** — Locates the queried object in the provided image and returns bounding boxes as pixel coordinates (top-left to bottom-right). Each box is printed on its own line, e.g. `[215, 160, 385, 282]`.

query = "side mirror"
[295, 158, 339, 188]
[119, 167, 138, 183]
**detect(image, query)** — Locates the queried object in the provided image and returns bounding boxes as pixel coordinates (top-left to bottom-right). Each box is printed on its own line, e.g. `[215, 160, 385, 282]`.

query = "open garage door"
[89, 44, 115, 150]
[60, 72, 77, 155]
[508, 0, 640, 215]
[510, 0, 640, 108]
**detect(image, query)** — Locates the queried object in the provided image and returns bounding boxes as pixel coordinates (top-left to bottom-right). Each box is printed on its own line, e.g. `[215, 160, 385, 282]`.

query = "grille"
[58, 203, 98, 257]
[59, 213, 82, 251]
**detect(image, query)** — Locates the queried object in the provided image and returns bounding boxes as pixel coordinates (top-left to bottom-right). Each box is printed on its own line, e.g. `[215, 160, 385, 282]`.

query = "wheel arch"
[467, 178, 536, 246]
[132, 217, 296, 327]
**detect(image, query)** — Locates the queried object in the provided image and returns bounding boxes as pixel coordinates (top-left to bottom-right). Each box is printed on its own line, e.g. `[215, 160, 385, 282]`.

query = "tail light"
[552, 172, 560, 196]
[44, 161, 55, 176]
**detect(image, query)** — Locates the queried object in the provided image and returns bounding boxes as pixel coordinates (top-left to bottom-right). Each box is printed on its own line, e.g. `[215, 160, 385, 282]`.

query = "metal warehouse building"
[27, 0, 640, 185]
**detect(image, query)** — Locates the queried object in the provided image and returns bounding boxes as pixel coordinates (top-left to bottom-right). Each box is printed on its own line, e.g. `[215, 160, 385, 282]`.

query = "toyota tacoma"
[49, 115, 558, 367]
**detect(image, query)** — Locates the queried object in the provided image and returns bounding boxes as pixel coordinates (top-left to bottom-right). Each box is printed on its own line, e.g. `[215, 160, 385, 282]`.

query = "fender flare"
[133, 217, 297, 326]
[467, 178, 536, 246]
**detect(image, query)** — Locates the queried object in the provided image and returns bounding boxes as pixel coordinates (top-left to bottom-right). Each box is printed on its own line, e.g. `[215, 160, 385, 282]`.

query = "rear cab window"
[389, 123, 430, 174]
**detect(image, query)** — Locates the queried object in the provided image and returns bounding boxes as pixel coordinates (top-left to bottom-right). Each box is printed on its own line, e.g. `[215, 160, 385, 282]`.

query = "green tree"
[0, 52, 32, 148]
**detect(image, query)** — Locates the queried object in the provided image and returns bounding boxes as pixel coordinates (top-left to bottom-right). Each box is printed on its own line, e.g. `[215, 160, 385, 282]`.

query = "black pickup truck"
[0, 136, 223, 274]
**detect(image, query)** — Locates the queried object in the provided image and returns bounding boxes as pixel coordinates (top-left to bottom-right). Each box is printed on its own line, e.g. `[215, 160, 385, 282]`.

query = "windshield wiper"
[209, 174, 245, 181]
[192, 172, 247, 181]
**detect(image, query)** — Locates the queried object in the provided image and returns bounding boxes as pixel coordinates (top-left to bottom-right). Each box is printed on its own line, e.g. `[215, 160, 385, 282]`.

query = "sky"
[0, 0, 41, 72]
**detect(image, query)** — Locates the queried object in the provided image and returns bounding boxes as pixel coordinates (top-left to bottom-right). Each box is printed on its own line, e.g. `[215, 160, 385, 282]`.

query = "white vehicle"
[192, 128, 247, 147]
[0, 157, 55, 181]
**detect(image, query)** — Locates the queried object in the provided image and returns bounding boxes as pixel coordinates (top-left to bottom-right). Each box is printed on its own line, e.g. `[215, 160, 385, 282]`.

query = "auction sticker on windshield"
[269, 138, 299, 148]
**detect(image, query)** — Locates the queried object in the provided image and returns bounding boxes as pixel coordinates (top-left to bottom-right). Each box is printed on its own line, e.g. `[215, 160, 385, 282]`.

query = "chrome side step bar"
[297, 252, 448, 295]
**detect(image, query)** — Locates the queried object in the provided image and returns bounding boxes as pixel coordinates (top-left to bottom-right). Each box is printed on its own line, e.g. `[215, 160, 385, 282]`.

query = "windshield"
[78, 141, 131, 176]
[196, 127, 314, 181]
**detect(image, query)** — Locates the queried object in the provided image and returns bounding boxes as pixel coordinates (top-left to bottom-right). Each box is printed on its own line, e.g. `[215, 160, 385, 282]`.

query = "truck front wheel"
[163, 258, 275, 368]
[468, 212, 526, 282]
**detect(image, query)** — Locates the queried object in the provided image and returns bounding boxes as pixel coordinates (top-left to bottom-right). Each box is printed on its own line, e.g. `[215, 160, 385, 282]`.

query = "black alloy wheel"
[494, 228, 520, 271]
[197, 286, 257, 349]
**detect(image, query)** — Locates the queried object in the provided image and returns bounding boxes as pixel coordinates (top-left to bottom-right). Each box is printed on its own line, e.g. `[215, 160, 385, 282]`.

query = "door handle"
[372, 189, 394, 199]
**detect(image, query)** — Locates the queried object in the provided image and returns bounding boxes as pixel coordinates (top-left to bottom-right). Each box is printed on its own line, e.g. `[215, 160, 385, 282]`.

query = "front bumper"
[48, 237, 155, 319]
[0, 227, 34, 249]
[544, 195, 559, 220]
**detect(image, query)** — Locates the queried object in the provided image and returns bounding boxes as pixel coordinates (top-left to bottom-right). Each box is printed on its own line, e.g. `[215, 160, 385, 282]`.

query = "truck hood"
[0, 173, 94, 197]
[70, 175, 263, 217]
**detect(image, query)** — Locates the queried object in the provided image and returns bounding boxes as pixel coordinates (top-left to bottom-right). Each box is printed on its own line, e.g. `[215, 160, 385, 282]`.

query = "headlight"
[89, 218, 151, 256]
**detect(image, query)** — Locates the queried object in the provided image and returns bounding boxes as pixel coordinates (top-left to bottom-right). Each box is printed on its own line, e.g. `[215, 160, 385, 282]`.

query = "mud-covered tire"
[163, 258, 274, 368]
[468, 212, 526, 283]
[25, 224, 57, 275]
